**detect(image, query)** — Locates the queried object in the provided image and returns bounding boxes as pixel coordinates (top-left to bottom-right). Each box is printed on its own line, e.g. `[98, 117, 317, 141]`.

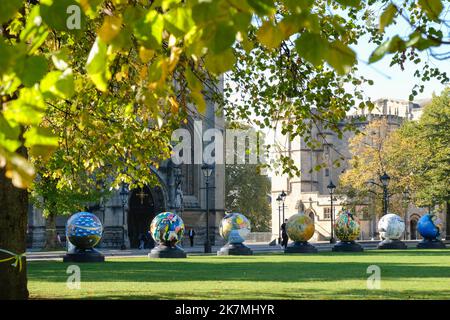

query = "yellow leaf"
[139, 47, 155, 63]
[191, 91, 206, 114]
[98, 15, 123, 43]
[256, 21, 283, 49]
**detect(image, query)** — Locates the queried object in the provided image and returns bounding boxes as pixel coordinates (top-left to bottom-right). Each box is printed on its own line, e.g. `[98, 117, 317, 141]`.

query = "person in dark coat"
[281, 219, 289, 249]
[188, 228, 195, 247]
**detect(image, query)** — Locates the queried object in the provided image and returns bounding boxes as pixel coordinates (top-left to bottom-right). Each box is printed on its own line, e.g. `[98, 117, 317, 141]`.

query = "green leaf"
[86, 37, 110, 92]
[334, 0, 361, 7]
[164, 7, 195, 37]
[418, 0, 443, 21]
[0, 115, 21, 152]
[379, 3, 397, 32]
[40, 0, 82, 31]
[247, 0, 276, 15]
[3, 88, 46, 125]
[41, 69, 75, 99]
[0, 39, 16, 76]
[369, 36, 405, 63]
[0, 0, 22, 24]
[134, 11, 164, 49]
[207, 22, 236, 54]
[24, 127, 58, 149]
[204, 48, 236, 75]
[20, 6, 50, 54]
[326, 41, 357, 74]
[14, 55, 48, 87]
[295, 32, 329, 66]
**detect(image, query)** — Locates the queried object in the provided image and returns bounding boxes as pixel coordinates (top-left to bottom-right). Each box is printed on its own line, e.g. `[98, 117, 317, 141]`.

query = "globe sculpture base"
[378, 239, 407, 249]
[63, 248, 105, 263]
[148, 244, 187, 258]
[217, 243, 253, 256]
[417, 239, 446, 249]
[332, 241, 364, 252]
[285, 241, 318, 253]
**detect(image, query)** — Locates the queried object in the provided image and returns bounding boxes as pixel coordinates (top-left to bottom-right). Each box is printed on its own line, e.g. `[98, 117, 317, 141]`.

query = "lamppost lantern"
[119, 183, 129, 206]
[201, 163, 214, 178]
[380, 172, 390, 187]
[327, 181, 336, 194]
[280, 190, 287, 201]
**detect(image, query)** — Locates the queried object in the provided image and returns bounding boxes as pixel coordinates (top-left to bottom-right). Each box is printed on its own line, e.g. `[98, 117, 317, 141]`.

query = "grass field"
[27, 250, 450, 299]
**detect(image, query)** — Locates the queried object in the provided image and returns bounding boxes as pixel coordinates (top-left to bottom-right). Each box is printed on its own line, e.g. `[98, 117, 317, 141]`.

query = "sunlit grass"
[27, 250, 450, 299]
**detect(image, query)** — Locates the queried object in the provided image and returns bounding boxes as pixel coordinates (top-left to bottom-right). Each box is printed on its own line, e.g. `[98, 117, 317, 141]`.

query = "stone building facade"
[270, 98, 446, 242]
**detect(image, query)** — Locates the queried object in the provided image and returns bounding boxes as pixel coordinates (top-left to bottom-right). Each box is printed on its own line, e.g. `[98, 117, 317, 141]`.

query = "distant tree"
[225, 164, 271, 232]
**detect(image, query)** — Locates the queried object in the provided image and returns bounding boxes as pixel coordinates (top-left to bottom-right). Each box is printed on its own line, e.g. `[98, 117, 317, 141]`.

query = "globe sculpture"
[63, 212, 105, 262]
[332, 210, 363, 252]
[217, 213, 252, 255]
[377, 213, 407, 249]
[284, 213, 317, 253]
[417, 213, 446, 249]
[149, 212, 187, 258]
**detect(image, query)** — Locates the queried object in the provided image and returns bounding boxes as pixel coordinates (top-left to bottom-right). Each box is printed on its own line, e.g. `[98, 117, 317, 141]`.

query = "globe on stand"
[217, 213, 253, 256]
[284, 212, 317, 253]
[417, 213, 446, 249]
[377, 213, 407, 249]
[63, 212, 105, 263]
[148, 212, 187, 258]
[332, 210, 363, 252]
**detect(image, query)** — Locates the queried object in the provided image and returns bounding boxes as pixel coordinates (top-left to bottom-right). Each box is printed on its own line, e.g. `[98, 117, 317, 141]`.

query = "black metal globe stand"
[63, 247, 105, 263]
[285, 241, 318, 253]
[217, 243, 253, 256]
[332, 241, 364, 252]
[417, 238, 446, 249]
[378, 238, 407, 249]
[148, 243, 187, 258]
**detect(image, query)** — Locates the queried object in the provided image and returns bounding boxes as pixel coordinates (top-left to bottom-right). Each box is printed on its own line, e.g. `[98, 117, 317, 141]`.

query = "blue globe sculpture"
[66, 212, 103, 249]
[418, 213, 443, 240]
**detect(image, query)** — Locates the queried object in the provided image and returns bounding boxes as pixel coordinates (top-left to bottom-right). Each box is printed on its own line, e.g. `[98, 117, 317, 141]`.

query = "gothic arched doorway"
[410, 214, 420, 240]
[128, 186, 165, 248]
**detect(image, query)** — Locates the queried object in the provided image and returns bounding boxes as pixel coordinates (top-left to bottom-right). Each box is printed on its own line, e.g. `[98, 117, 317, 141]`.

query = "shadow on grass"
[28, 255, 450, 284]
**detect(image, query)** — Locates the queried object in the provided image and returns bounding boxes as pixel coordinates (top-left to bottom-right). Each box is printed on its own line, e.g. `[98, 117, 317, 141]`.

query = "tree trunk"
[44, 212, 58, 250]
[0, 167, 29, 300]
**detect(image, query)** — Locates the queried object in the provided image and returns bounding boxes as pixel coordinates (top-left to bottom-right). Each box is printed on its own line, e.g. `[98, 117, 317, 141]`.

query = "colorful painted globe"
[286, 213, 315, 242]
[150, 212, 185, 245]
[418, 213, 443, 240]
[66, 212, 103, 249]
[378, 213, 405, 240]
[334, 210, 361, 241]
[219, 213, 251, 244]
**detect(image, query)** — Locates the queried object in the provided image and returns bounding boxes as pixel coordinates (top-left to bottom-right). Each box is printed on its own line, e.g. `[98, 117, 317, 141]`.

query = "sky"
[351, 12, 450, 102]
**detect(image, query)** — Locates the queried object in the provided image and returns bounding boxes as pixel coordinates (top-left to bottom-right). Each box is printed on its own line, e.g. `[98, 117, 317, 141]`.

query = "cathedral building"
[27, 85, 226, 249]
[270, 98, 446, 242]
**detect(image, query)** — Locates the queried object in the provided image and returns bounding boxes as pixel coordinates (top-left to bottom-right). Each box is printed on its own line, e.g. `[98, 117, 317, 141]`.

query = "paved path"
[25, 240, 440, 261]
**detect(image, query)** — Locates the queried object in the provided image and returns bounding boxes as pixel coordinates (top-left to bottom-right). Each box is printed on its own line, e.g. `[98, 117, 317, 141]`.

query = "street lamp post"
[380, 172, 390, 216]
[276, 195, 282, 244]
[327, 181, 336, 244]
[201, 164, 214, 254]
[119, 183, 129, 250]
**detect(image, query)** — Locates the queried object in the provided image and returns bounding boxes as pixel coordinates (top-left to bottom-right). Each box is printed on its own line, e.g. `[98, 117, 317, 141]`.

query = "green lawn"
[27, 250, 450, 299]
